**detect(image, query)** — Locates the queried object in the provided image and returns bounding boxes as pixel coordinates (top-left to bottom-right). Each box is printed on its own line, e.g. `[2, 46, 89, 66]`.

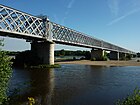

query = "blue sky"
[0, 0, 140, 52]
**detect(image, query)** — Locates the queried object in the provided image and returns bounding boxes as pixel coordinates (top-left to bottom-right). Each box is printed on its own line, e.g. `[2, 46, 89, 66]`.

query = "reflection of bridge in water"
[29, 68, 54, 105]
[0, 4, 136, 65]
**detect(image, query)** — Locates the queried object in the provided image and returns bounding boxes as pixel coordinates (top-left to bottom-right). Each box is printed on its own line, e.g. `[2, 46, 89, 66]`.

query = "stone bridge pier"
[31, 41, 54, 65]
[91, 49, 105, 60]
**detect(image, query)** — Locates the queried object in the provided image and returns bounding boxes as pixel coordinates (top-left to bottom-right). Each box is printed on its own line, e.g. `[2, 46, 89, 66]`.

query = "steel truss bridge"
[0, 4, 135, 54]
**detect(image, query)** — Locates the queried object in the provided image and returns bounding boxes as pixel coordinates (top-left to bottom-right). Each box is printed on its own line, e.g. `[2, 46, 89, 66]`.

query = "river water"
[9, 65, 140, 105]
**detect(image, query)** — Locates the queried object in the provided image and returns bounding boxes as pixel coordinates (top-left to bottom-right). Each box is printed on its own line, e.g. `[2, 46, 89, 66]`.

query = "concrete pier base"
[31, 41, 54, 65]
[109, 51, 119, 60]
[91, 49, 104, 60]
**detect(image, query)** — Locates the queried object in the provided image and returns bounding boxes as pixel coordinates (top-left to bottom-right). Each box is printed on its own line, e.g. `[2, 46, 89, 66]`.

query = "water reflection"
[9, 68, 54, 105]
[9, 65, 140, 105]
[29, 68, 54, 105]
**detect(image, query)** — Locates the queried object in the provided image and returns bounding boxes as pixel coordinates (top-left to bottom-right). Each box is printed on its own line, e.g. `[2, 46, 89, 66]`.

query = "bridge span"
[0, 4, 136, 65]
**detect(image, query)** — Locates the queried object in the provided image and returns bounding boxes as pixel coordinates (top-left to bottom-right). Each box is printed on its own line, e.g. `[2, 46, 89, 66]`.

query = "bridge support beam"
[109, 51, 119, 60]
[31, 41, 54, 65]
[91, 49, 104, 60]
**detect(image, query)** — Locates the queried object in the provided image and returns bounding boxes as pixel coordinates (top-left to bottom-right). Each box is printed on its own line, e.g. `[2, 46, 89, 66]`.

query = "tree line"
[55, 49, 90, 56]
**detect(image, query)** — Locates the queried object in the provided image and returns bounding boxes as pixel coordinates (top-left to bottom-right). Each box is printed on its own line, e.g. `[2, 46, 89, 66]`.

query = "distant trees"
[14, 50, 42, 66]
[137, 53, 140, 57]
[55, 49, 89, 56]
[54, 49, 91, 59]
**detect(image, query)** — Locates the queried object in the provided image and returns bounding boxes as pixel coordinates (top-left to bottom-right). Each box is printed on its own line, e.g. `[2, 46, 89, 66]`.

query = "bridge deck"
[0, 4, 135, 54]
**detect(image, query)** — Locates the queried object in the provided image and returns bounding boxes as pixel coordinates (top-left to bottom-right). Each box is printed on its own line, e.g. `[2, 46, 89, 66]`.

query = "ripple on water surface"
[9, 65, 140, 105]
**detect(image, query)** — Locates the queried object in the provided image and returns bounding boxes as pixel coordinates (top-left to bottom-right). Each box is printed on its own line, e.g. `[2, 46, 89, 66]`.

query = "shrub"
[116, 88, 140, 105]
[0, 40, 12, 103]
[102, 56, 108, 61]
[126, 54, 132, 60]
[91, 58, 96, 61]
[80, 57, 85, 60]
[73, 57, 76, 60]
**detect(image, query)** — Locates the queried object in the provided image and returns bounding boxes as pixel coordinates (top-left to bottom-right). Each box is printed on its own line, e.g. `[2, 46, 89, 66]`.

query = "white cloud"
[107, 8, 140, 25]
[67, 0, 75, 9]
[107, 0, 120, 17]
[61, 0, 76, 25]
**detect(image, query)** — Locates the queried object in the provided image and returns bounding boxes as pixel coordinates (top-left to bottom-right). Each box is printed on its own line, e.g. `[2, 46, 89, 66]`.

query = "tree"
[60, 49, 65, 56]
[137, 53, 140, 57]
[0, 39, 12, 103]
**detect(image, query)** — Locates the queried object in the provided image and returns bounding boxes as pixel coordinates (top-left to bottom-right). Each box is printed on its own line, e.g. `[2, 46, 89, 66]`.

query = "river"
[8, 65, 140, 105]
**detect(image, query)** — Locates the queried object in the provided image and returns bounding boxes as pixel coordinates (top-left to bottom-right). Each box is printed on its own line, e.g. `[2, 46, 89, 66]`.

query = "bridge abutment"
[91, 49, 104, 60]
[31, 41, 54, 65]
[109, 51, 119, 60]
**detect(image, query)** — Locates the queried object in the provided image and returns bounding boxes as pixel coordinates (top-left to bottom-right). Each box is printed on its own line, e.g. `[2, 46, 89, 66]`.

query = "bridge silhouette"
[0, 4, 136, 65]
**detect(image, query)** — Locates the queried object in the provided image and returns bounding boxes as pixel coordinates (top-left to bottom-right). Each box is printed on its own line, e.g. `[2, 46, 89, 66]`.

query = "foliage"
[102, 51, 108, 61]
[116, 88, 140, 105]
[6, 51, 20, 56]
[91, 51, 108, 61]
[0, 39, 12, 104]
[30, 64, 61, 69]
[125, 54, 132, 60]
[54, 49, 91, 59]
[137, 53, 140, 58]
[28, 97, 35, 105]
[91, 58, 96, 61]
[59, 49, 65, 56]
[73, 57, 76, 60]
[84, 51, 91, 60]
[101, 55, 108, 61]
[13, 50, 42, 67]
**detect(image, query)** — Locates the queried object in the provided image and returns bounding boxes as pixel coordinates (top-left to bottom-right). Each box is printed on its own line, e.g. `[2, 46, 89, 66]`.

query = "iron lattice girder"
[51, 22, 134, 53]
[0, 4, 46, 38]
[0, 4, 135, 54]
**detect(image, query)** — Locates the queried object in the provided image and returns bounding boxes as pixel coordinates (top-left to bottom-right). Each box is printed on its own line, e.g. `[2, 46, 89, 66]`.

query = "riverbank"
[56, 60, 140, 66]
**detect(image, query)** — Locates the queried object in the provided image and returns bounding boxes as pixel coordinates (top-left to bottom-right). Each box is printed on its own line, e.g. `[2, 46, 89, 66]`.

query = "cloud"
[61, 0, 76, 25]
[107, 0, 120, 16]
[67, 0, 75, 9]
[107, 8, 140, 25]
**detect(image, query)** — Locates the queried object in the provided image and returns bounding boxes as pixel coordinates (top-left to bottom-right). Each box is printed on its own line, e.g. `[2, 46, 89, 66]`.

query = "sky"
[0, 0, 140, 52]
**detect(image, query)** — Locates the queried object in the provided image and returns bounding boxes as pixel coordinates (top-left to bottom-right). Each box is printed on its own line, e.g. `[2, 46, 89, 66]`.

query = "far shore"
[55, 60, 140, 66]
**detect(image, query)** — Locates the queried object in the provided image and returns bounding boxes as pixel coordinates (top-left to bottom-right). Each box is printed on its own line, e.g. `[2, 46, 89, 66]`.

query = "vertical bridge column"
[91, 49, 104, 60]
[109, 51, 119, 60]
[31, 41, 54, 65]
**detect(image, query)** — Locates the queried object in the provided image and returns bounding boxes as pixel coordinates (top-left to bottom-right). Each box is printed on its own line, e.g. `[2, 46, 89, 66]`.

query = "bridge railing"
[0, 4, 47, 38]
